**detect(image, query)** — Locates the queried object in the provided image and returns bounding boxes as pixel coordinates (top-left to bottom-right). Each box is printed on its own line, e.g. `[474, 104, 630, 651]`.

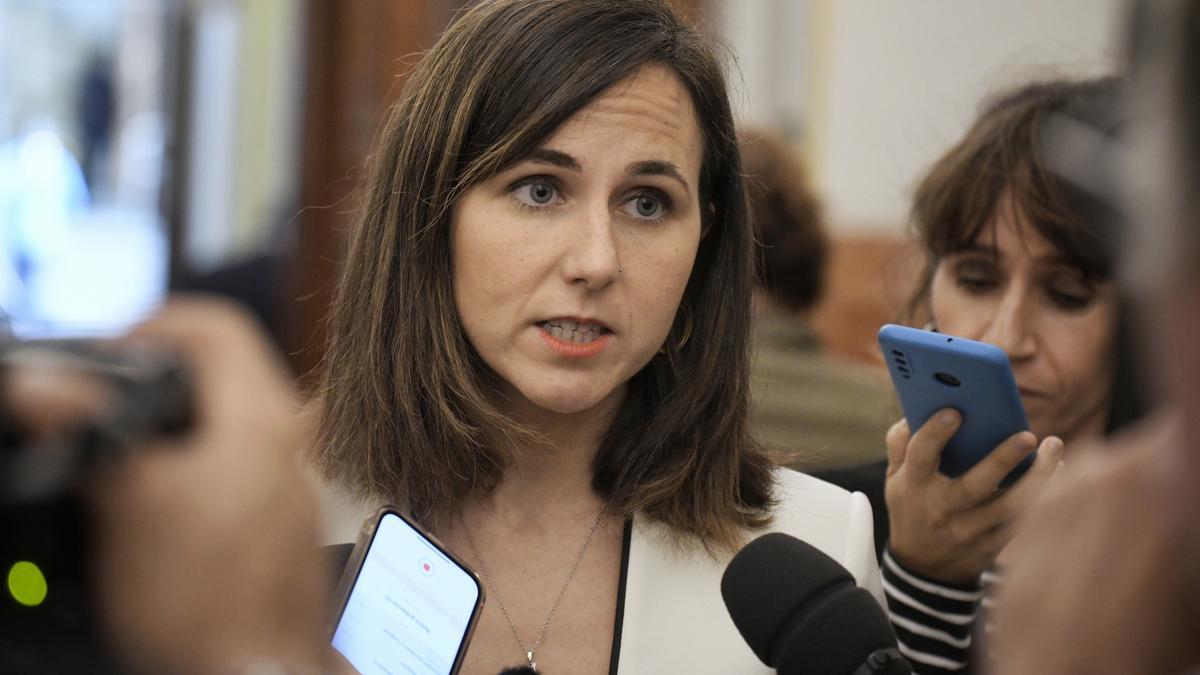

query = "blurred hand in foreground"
[24, 298, 330, 672]
[992, 413, 1200, 675]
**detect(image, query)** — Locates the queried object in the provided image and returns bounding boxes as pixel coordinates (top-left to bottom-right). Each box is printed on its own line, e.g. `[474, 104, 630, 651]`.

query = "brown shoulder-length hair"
[906, 76, 1122, 322]
[316, 0, 774, 549]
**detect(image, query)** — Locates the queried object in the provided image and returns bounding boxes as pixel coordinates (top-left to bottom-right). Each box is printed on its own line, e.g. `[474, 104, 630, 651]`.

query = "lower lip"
[537, 326, 612, 359]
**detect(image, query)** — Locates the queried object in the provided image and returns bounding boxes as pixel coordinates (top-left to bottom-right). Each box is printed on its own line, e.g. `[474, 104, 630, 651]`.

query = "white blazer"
[615, 468, 884, 674]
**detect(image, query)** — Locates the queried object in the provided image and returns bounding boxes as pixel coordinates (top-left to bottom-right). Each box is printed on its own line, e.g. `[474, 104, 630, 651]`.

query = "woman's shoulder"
[773, 464, 859, 507]
[772, 468, 878, 540]
[768, 467, 877, 576]
[616, 467, 883, 673]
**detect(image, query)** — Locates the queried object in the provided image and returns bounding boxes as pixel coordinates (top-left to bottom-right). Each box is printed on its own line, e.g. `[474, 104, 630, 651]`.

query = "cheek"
[451, 227, 487, 332]
[1049, 311, 1117, 393]
[629, 233, 700, 339]
[451, 211, 527, 341]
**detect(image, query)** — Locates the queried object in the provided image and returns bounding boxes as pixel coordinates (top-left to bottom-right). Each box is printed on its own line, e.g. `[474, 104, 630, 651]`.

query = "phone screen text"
[332, 513, 480, 675]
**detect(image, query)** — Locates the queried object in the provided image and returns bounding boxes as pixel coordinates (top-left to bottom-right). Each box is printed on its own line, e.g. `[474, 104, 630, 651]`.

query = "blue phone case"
[877, 324, 1034, 486]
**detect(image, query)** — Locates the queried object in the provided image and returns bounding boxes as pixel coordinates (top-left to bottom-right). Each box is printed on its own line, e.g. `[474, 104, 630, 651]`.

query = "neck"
[472, 381, 625, 524]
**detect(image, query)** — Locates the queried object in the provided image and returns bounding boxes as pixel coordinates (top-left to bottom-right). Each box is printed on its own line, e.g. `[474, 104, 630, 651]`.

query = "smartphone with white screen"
[878, 324, 1034, 487]
[329, 508, 484, 675]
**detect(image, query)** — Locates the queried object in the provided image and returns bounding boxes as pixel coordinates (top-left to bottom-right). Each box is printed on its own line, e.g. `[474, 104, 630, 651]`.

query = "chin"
[1029, 417, 1064, 443]
[526, 387, 612, 415]
[506, 374, 623, 417]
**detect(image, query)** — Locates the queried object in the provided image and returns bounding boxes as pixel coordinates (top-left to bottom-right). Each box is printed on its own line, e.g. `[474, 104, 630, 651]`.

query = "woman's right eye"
[952, 260, 1000, 294]
[509, 178, 562, 209]
[955, 274, 998, 293]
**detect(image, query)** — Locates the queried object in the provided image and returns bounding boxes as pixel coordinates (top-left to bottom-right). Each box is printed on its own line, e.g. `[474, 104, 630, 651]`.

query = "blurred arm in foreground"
[993, 1, 1200, 672]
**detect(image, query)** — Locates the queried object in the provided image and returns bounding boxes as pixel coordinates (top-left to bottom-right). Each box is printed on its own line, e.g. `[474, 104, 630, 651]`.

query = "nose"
[981, 284, 1038, 363]
[560, 201, 620, 290]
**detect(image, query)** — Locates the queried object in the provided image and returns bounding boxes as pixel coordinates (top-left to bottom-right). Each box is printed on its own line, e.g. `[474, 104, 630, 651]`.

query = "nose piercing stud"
[618, 266, 623, 273]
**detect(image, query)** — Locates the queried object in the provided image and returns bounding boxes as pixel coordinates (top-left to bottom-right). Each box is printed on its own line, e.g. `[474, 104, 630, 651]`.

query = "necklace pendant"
[526, 650, 537, 671]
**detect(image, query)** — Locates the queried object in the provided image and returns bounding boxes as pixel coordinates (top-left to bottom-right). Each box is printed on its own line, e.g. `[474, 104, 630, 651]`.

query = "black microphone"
[721, 533, 911, 675]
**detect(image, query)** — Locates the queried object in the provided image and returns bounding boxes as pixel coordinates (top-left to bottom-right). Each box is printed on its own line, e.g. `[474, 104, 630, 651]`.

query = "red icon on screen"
[419, 558, 435, 577]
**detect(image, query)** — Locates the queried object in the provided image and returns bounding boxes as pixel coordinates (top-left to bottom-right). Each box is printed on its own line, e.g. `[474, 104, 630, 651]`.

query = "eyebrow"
[521, 149, 693, 196]
[627, 160, 691, 197]
[526, 148, 580, 171]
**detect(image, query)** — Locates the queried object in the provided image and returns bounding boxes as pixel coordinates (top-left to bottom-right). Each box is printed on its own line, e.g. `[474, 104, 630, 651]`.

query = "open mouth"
[536, 318, 612, 345]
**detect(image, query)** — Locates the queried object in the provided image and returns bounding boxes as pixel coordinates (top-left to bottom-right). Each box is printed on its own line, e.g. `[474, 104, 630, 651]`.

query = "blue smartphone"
[330, 508, 485, 675]
[877, 324, 1034, 486]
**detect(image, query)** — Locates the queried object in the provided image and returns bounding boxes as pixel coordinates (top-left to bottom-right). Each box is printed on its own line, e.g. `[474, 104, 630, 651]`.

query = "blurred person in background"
[75, 52, 115, 195]
[824, 76, 1150, 674]
[739, 127, 896, 471]
[994, 0, 1200, 672]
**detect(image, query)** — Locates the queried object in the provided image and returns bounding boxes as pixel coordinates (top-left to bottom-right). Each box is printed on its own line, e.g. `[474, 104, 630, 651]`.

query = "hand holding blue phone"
[878, 324, 1034, 484]
[877, 325, 1065, 584]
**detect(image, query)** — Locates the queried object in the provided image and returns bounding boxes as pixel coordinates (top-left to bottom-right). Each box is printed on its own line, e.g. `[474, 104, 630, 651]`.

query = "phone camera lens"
[934, 372, 962, 387]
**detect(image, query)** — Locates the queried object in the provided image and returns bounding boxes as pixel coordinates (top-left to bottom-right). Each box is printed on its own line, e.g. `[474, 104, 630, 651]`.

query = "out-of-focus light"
[7, 561, 48, 607]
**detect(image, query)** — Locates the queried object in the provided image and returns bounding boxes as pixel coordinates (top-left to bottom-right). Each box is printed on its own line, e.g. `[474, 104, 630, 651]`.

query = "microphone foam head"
[721, 533, 899, 675]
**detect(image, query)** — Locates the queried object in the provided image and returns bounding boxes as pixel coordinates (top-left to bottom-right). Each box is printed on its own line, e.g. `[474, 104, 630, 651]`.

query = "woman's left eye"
[1046, 284, 1093, 311]
[620, 191, 670, 220]
[510, 179, 562, 209]
[1044, 274, 1095, 311]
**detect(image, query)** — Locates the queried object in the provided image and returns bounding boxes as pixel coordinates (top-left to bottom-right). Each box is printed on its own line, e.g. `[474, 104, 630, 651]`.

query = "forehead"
[540, 64, 703, 176]
[966, 195, 1068, 263]
[988, 205, 1051, 253]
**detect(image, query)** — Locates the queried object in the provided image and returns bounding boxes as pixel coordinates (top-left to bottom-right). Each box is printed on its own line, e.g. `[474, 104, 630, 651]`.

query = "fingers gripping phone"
[330, 508, 484, 675]
[878, 324, 1034, 486]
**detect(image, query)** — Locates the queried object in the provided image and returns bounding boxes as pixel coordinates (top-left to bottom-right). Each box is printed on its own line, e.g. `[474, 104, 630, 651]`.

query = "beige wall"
[184, 0, 305, 270]
[230, 0, 304, 257]
[712, 0, 1126, 234]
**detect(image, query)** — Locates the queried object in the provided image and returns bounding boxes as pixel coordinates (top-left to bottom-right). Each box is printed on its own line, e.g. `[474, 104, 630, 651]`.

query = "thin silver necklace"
[460, 504, 607, 672]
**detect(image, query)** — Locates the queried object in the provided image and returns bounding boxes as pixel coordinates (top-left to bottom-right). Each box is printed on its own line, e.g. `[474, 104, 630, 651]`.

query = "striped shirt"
[882, 549, 1002, 674]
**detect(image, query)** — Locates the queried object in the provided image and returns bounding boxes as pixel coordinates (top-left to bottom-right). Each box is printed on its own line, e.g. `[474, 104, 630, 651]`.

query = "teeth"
[540, 320, 605, 344]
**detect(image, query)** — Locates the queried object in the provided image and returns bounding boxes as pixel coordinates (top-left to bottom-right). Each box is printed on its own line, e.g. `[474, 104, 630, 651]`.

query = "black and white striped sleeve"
[881, 548, 983, 674]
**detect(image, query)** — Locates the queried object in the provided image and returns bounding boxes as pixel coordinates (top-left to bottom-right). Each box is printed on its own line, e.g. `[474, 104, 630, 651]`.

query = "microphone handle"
[850, 648, 912, 675]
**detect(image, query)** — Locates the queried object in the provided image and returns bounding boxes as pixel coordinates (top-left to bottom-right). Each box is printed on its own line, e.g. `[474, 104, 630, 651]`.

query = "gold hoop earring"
[676, 305, 692, 350]
[657, 304, 693, 355]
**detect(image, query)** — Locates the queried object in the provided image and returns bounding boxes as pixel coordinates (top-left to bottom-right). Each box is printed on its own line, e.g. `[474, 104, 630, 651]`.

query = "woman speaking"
[315, 1, 880, 673]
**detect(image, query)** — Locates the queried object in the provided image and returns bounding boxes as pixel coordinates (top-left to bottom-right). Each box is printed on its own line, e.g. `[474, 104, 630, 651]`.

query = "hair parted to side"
[905, 76, 1121, 322]
[316, 0, 774, 550]
[739, 127, 828, 311]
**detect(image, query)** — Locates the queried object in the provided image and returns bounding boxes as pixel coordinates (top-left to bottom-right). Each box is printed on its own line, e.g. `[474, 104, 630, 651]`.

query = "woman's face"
[930, 200, 1117, 444]
[451, 64, 704, 419]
